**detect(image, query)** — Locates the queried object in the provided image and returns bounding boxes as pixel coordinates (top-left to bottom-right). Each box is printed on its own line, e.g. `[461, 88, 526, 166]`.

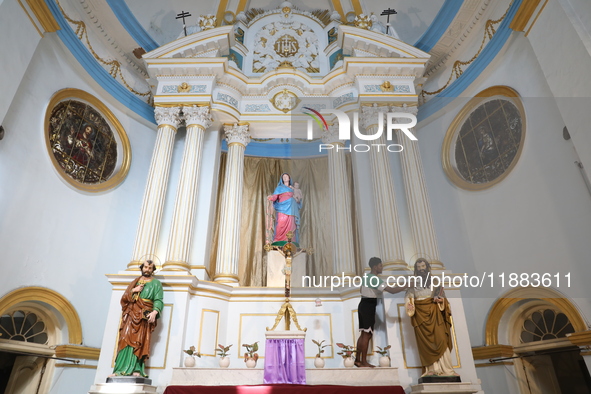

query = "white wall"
[528, 0, 591, 185]
[0, 0, 42, 124]
[418, 32, 591, 347]
[0, 33, 158, 389]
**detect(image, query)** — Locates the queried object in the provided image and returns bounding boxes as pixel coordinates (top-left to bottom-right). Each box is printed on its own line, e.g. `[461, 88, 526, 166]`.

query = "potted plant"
[312, 339, 330, 368]
[336, 343, 356, 368]
[376, 345, 391, 367]
[216, 344, 232, 368]
[242, 341, 259, 368]
[183, 346, 201, 367]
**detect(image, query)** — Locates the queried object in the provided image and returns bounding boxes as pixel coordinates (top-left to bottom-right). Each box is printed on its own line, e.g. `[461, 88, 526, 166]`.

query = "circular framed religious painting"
[45, 89, 131, 192]
[442, 86, 526, 191]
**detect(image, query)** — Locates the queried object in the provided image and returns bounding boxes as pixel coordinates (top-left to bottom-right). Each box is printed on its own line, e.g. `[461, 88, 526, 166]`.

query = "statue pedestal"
[409, 382, 481, 394]
[267, 250, 306, 287]
[168, 367, 401, 386]
[89, 383, 156, 394]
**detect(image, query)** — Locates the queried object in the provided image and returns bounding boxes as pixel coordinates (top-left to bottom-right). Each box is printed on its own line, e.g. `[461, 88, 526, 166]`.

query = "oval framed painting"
[45, 89, 131, 192]
[442, 86, 526, 191]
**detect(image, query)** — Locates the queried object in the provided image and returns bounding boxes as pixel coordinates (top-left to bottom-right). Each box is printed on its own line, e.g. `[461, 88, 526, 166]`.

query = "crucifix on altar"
[263, 231, 311, 384]
[264, 231, 312, 331]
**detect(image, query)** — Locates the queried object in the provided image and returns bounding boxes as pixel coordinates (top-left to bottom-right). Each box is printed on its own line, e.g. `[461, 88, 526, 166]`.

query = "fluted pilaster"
[129, 106, 182, 269]
[394, 105, 443, 269]
[361, 104, 407, 270]
[214, 124, 251, 284]
[323, 124, 356, 276]
[163, 106, 214, 272]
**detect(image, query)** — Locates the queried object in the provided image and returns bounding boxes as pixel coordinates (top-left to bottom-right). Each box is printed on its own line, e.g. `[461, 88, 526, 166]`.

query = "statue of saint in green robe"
[112, 261, 163, 377]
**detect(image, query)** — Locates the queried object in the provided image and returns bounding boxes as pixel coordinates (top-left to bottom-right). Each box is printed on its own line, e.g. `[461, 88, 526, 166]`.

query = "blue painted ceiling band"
[107, 0, 159, 51]
[44, 0, 521, 128]
[46, 0, 156, 124]
[418, 0, 523, 121]
[414, 0, 463, 52]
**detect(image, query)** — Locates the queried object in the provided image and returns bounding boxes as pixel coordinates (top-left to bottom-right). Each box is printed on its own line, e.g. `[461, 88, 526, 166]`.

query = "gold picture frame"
[44, 88, 131, 192]
[442, 86, 526, 191]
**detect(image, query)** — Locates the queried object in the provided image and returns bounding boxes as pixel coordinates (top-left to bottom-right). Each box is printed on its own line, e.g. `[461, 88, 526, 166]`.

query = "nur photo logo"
[302, 107, 418, 152]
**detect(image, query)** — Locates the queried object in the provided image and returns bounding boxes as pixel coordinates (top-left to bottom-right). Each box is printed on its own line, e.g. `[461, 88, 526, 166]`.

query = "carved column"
[394, 105, 443, 269]
[361, 104, 407, 270]
[214, 124, 251, 284]
[163, 106, 214, 272]
[129, 106, 182, 269]
[323, 124, 356, 276]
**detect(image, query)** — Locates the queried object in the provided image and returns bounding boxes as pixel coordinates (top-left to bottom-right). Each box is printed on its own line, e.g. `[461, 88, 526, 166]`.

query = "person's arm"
[384, 284, 407, 294]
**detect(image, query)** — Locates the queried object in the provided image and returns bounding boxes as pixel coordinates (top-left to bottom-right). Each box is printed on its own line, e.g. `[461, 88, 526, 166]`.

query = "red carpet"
[164, 385, 405, 394]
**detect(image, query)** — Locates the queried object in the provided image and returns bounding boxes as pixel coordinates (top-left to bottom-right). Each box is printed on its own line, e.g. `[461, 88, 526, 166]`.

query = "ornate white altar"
[92, 2, 483, 393]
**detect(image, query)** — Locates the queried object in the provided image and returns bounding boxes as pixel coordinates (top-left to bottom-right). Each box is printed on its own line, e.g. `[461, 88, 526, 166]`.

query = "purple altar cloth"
[263, 338, 306, 384]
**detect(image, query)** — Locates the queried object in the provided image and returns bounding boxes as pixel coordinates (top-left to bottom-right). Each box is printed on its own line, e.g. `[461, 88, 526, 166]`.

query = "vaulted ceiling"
[124, 0, 446, 47]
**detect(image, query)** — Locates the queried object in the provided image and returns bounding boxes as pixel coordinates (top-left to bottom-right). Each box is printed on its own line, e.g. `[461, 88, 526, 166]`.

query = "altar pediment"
[338, 25, 430, 59]
[141, 1, 430, 134]
[144, 25, 234, 59]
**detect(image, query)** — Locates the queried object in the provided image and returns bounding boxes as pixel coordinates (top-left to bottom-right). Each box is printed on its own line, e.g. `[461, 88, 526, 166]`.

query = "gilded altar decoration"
[270, 89, 300, 113]
[177, 82, 191, 93]
[199, 14, 217, 31]
[252, 19, 320, 74]
[274, 35, 299, 57]
[354, 14, 372, 30]
[45, 89, 131, 192]
[380, 81, 394, 92]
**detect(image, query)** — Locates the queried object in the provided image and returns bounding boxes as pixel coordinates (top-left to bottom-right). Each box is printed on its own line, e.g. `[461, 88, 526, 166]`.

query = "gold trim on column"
[44, 88, 132, 193]
[472, 344, 514, 360]
[442, 86, 526, 191]
[17, 0, 43, 37]
[382, 260, 411, 270]
[157, 123, 179, 133]
[236, 0, 249, 14]
[162, 261, 191, 271]
[485, 287, 587, 346]
[331, 0, 345, 20]
[185, 123, 207, 131]
[510, 0, 542, 32]
[55, 345, 100, 360]
[213, 273, 240, 282]
[0, 287, 83, 344]
[351, 0, 363, 15]
[216, 0, 229, 27]
[25, 0, 60, 32]
[525, 0, 549, 37]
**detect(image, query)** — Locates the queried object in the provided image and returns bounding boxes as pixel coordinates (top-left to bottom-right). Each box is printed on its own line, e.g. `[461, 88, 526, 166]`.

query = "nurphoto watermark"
[302, 108, 418, 153]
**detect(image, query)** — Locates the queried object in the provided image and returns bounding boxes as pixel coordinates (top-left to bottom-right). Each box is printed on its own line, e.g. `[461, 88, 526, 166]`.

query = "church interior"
[2, 0, 591, 393]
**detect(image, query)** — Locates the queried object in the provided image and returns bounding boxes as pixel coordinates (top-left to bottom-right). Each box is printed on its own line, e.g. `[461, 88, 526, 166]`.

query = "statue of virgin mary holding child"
[267, 173, 302, 246]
